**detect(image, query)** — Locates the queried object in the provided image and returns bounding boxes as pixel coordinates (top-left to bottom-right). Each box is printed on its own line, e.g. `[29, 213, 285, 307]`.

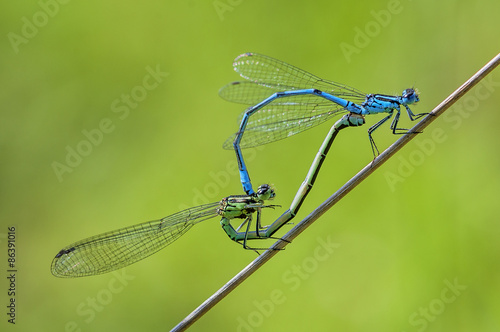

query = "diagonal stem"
[171, 52, 500, 332]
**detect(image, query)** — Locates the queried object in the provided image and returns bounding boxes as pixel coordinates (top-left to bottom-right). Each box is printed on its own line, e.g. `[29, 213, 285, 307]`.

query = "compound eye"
[257, 184, 270, 195]
[403, 89, 414, 98]
[256, 184, 275, 200]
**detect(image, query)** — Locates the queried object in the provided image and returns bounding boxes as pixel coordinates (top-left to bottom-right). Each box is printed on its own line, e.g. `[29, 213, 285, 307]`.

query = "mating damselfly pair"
[51, 52, 425, 278]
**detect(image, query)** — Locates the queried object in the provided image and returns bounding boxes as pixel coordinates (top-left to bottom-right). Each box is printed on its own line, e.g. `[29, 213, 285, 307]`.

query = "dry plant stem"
[171, 52, 500, 332]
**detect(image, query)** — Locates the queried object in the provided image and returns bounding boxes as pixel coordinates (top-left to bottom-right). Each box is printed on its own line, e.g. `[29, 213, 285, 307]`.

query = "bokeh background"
[1, 0, 499, 331]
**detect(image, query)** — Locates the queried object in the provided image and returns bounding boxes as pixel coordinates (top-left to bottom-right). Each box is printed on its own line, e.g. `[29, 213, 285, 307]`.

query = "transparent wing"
[51, 202, 220, 278]
[229, 52, 366, 102]
[219, 53, 366, 148]
[222, 94, 347, 149]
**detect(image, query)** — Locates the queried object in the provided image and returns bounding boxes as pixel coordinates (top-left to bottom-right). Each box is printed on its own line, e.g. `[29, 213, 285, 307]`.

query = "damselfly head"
[255, 184, 276, 201]
[402, 88, 420, 104]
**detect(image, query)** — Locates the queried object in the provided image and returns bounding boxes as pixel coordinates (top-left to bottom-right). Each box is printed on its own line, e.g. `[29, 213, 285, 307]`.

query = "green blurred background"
[1, 0, 499, 331]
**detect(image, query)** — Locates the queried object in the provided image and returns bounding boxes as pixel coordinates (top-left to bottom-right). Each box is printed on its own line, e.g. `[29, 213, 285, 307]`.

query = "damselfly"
[220, 52, 426, 195]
